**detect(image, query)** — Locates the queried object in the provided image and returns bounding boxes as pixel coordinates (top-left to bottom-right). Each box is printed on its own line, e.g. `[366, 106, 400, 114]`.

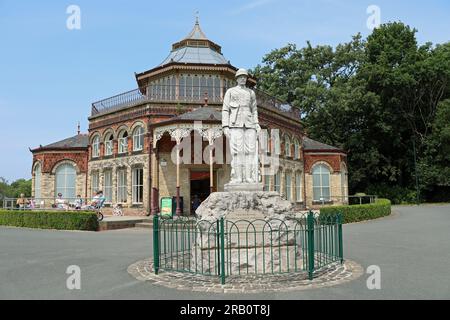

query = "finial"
[195, 11, 199, 24]
[77, 122, 80, 135]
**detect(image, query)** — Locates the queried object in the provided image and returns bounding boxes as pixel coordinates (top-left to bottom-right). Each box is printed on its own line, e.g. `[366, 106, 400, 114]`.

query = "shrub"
[366, 184, 416, 204]
[0, 210, 99, 231]
[320, 199, 391, 224]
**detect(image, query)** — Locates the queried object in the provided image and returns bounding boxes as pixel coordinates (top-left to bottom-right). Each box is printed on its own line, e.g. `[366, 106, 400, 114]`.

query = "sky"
[0, 0, 449, 181]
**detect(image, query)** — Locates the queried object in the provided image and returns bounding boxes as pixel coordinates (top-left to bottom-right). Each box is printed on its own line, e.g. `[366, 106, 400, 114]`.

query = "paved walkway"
[0, 205, 448, 299]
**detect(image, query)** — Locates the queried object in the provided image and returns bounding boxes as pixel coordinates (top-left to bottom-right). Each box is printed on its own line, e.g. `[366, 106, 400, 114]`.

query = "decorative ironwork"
[91, 85, 301, 120]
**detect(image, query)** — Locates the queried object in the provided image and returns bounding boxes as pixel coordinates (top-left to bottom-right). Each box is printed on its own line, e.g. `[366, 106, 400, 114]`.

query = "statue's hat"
[235, 68, 249, 78]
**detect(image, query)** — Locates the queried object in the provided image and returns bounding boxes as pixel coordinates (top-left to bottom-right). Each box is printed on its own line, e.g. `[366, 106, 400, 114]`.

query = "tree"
[418, 99, 450, 201]
[253, 22, 450, 202]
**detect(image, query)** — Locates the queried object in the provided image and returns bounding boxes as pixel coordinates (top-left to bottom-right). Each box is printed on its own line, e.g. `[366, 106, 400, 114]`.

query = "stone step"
[135, 222, 153, 229]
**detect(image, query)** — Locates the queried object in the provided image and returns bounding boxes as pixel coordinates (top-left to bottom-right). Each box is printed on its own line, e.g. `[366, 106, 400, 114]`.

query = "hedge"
[0, 210, 99, 231]
[320, 199, 391, 224]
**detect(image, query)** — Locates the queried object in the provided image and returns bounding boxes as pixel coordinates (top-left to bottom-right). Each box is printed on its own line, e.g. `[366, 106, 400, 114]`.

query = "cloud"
[230, 0, 274, 15]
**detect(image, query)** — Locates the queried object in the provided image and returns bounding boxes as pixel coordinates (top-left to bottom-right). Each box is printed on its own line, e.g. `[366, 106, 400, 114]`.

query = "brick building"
[30, 21, 348, 215]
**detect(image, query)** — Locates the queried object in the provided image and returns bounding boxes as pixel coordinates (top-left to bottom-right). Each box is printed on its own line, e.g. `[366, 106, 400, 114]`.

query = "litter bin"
[160, 196, 183, 218]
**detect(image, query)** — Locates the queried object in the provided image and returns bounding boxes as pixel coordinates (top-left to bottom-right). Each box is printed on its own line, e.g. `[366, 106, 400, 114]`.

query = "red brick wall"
[33, 151, 88, 174]
[304, 153, 346, 173]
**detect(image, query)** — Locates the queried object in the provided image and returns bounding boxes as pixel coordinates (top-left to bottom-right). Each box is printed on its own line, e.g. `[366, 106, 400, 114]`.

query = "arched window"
[104, 133, 114, 156]
[272, 129, 281, 155]
[92, 135, 100, 158]
[341, 163, 348, 203]
[118, 131, 128, 154]
[295, 171, 302, 202]
[34, 163, 41, 200]
[133, 126, 144, 151]
[55, 163, 76, 200]
[285, 171, 292, 201]
[294, 139, 301, 159]
[312, 164, 331, 202]
[285, 136, 291, 157]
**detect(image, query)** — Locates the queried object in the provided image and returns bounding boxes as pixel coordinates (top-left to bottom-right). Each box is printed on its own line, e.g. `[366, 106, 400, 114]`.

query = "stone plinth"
[192, 191, 303, 275]
[224, 183, 264, 192]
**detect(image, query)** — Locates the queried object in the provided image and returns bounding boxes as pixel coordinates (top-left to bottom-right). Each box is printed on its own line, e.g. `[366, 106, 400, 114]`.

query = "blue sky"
[0, 0, 449, 181]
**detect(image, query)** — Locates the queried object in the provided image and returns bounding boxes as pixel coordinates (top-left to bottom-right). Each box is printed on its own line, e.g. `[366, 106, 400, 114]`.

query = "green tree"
[418, 99, 450, 201]
[253, 22, 450, 202]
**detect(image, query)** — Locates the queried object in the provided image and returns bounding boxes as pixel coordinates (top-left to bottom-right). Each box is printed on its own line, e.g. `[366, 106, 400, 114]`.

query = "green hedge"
[0, 210, 99, 231]
[320, 199, 391, 224]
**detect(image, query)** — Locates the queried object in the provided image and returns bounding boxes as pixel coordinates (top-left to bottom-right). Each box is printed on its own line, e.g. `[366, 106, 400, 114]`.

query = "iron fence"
[153, 211, 343, 284]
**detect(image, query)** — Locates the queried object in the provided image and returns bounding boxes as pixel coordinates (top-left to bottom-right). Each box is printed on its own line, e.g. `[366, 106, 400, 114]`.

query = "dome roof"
[158, 20, 229, 66]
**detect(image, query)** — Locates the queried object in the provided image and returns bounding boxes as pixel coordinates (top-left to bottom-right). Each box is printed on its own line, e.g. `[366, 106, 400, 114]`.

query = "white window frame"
[104, 135, 113, 156]
[132, 168, 144, 204]
[285, 171, 292, 201]
[294, 140, 300, 159]
[117, 169, 127, 203]
[34, 163, 41, 200]
[55, 163, 77, 200]
[92, 136, 100, 158]
[274, 171, 281, 193]
[341, 164, 348, 203]
[285, 136, 291, 157]
[295, 171, 302, 202]
[312, 164, 331, 202]
[104, 170, 113, 203]
[133, 126, 144, 151]
[91, 172, 99, 195]
[118, 132, 128, 154]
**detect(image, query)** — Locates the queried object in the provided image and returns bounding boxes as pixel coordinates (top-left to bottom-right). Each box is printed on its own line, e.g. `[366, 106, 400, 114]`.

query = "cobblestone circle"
[127, 258, 364, 293]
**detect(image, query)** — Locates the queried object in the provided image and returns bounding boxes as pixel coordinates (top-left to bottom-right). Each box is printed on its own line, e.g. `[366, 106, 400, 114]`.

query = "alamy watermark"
[366, 265, 381, 290]
[66, 5, 81, 30]
[366, 5, 381, 30]
[66, 265, 81, 290]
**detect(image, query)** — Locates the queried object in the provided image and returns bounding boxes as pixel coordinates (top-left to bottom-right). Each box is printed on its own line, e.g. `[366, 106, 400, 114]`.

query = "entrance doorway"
[190, 171, 212, 215]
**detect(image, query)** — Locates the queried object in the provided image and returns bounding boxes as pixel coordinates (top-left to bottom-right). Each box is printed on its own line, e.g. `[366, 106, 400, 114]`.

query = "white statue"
[222, 68, 262, 190]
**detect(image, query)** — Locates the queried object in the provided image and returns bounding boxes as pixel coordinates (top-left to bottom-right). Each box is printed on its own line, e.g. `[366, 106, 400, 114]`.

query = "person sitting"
[16, 194, 29, 210]
[28, 199, 36, 209]
[75, 195, 83, 210]
[55, 193, 68, 210]
[84, 191, 105, 210]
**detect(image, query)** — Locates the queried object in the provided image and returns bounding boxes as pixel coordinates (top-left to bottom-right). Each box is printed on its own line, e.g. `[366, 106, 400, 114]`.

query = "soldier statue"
[222, 68, 262, 190]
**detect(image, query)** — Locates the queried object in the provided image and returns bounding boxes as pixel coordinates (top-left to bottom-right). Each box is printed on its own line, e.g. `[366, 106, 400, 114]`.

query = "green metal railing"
[152, 211, 343, 284]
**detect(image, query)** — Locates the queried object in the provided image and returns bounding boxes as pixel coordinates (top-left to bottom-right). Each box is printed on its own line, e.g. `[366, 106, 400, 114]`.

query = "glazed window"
[104, 170, 113, 203]
[285, 136, 291, 157]
[104, 134, 113, 156]
[133, 126, 144, 151]
[92, 136, 100, 158]
[295, 172, 302, 202]
[294, 140, 301, 159]
[132, 168, 144, 204]
[285, 172, 292, 201]
[117, 169, 127, 203]
[313, 164, 331, 202]
[34, 163, 41, 200]
[91, 172, 99, 195]
[118, 131, 128, 154]
[55, 164, 76, 200]
[274, 171, 281, 193]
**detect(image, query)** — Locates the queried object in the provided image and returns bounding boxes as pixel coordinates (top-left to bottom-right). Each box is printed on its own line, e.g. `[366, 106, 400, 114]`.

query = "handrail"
[90, 85, 301, 120]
